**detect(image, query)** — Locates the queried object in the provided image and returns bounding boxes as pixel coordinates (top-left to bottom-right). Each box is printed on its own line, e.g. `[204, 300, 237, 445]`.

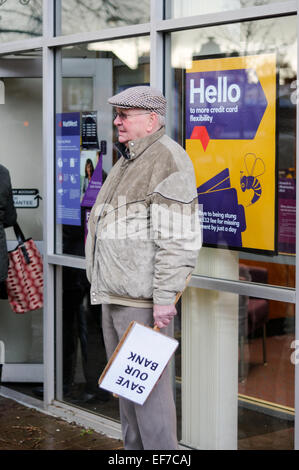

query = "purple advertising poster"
[80, 151, 103, 208]
[278, 177, 296, 254]
[56, 112, 81, 226]
[80, 150, 103, 240]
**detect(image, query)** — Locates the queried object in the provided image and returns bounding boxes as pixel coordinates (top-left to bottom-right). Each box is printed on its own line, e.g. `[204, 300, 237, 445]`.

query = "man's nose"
[114, 114, 122, 125]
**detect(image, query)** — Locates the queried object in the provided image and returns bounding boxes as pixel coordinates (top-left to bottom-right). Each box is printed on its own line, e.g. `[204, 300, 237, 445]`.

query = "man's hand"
[153, 304, 177, 329]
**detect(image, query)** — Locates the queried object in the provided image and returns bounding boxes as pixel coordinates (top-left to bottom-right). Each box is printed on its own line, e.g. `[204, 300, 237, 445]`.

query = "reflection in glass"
[57, 0, 150, 36]
[0, 0, 42, 43]
[62, 78, 93, 112]
[60, 267, 112, 410]
[166, 0, 290, 19]
[167, 16, 296, 288]
[238, 294, 295, 449]
[179, 287, 294, 449]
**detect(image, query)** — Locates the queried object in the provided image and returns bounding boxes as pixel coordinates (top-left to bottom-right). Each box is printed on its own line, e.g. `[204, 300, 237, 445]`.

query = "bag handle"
[13, 223, 26, 245]
[12, 223, 31, 265]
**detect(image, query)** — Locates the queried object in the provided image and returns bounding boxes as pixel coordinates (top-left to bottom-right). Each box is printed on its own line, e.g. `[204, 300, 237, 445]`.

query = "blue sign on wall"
[56, 112, 81, 226]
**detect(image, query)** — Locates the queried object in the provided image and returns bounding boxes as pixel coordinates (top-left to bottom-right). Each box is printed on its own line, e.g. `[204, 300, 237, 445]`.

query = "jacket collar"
[114, 126, 165, 161]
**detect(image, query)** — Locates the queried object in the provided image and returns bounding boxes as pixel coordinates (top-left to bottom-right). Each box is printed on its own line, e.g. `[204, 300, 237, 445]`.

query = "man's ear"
[147, 112, 159, 132]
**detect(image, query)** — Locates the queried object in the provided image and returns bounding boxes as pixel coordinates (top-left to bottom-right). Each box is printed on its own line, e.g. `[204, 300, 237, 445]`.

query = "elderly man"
[85, 86, 201, 450]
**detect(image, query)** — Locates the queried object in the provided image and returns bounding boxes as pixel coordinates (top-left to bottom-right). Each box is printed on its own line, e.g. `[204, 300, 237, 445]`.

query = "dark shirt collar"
[114, 142, 130, 159]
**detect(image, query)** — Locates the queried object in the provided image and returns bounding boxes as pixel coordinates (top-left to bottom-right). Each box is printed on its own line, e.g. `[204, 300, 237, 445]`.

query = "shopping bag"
[6, 223, 43, 314]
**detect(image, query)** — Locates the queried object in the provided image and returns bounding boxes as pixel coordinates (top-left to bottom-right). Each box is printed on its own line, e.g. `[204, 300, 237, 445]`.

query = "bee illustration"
[240, 153, 266, 206]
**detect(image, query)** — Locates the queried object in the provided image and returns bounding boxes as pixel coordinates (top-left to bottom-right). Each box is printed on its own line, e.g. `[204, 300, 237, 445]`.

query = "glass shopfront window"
[0, 0, 42, 43]
[0, 0, 296, 453]
[166, 15, 296, 289]
[238, 298, 295, 450]
[165, 13, 296, 450]
[165, 0, 291, 19]
[56, 0, 150, 37]
[180, 287, 294, 449]
[56, 266, 115, 414]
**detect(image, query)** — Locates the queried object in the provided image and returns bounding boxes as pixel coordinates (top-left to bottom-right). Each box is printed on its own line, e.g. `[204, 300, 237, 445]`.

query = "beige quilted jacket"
[85, 127, 201, 308]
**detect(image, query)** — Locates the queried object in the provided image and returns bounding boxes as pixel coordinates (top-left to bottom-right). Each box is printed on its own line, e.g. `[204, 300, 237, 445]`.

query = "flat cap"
[108, 85, 167, 116]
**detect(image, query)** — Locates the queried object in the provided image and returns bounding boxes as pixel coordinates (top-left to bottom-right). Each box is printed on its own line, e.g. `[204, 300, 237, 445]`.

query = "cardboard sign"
[98, 322, 178, 405]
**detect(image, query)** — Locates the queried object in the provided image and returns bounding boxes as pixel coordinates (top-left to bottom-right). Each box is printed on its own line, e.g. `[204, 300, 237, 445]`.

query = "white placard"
[99, 322, 178, 405]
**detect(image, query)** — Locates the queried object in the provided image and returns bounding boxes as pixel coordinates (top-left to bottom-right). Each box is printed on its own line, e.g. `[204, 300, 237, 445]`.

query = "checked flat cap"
[108, 86, 167, 116]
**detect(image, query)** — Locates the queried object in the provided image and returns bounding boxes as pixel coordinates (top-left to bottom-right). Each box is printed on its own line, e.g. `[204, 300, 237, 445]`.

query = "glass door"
[0, 52, 43, 397]
[54, 38, 150, 420]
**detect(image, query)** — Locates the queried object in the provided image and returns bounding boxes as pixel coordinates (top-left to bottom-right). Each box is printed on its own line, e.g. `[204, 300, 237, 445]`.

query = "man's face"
[113, 107, 153, 145]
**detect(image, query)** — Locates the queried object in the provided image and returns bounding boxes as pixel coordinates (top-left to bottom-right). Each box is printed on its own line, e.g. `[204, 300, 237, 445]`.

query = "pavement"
[0, 395, 123, 451]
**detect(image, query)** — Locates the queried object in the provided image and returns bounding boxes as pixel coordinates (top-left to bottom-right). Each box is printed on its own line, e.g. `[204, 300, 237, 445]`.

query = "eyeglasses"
[113, 111, 151, 121]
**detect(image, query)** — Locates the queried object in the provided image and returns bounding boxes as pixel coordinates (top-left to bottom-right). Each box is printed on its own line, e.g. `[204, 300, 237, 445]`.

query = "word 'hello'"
[190, 77, 241, 104]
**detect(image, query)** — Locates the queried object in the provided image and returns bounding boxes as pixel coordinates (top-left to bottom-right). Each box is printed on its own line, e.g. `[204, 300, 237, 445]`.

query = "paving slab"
[0, 396, 123, 451]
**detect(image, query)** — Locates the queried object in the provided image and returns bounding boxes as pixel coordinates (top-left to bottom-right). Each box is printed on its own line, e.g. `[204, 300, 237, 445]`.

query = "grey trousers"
[101, 303, 178, 450]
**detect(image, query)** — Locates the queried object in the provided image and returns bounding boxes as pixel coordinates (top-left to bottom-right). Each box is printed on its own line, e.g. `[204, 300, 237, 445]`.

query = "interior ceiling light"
[88, 38, 149, 70]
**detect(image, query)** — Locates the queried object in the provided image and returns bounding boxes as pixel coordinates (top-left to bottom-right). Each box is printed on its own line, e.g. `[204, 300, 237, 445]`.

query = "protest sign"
[98, 322, 178, 405]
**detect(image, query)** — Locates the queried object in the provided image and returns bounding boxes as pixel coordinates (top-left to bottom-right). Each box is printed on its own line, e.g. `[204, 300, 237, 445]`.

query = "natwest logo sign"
[56, 112, 80, 136]
[58, 120, 79, 128]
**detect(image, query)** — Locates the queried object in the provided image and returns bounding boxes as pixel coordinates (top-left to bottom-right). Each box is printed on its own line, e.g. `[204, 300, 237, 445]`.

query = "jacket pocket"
[97, 238, 155, 300]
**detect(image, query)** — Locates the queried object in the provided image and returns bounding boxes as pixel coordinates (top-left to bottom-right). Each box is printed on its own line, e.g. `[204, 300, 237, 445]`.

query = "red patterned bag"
[6, 223, 43, 314]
